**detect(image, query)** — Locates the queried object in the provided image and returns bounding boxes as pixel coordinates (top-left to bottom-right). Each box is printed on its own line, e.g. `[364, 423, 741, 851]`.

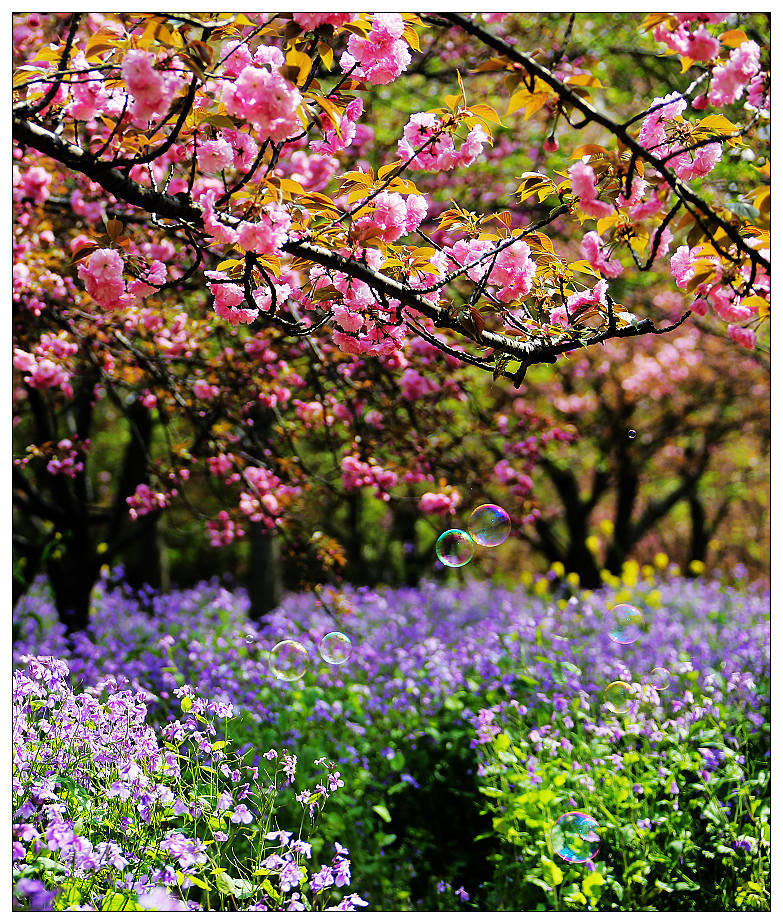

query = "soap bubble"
[269, 640, 308, 681]
[550, 812, 600, 863]
[608, 604, 644, 644]
[628, 429, 637, 439]
[435, 529, 474, 567]
[467, 504, 511, 547]
[604, 680, 632, 714]
[318, 631, 352, 665]
[649, 667, 670, 690]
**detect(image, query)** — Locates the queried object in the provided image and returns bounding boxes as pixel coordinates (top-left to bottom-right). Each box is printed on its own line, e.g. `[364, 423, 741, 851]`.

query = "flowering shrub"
[12, 656, 367, 911]
[14, 565, 769, 910]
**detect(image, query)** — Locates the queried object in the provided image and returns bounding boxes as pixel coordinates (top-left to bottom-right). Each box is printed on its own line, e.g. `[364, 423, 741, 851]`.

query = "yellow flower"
[653, 552, 669, 570]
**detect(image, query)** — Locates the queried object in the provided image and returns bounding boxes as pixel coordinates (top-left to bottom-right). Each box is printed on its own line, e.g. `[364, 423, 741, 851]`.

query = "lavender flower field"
[13, 566, 770, 911]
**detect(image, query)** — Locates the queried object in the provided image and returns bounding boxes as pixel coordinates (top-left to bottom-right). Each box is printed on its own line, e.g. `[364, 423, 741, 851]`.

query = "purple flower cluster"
[12, 654, 367, 911]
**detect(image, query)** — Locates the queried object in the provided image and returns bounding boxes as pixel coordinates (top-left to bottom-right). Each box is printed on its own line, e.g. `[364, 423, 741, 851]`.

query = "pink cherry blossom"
[127, 483, 170, 520]
[312, 98, 364, 156]
[237, 203, 291, 255]
[654, 22, 720, 62]
[292, 13, 355, 31]
[418, 489, 460, 516]
[569, 160, 614, 218]
[77, 248, 129, 310]
[223, 66, 302, 141]
[728, 325, 756, 349]
[707, 41, 760, 106]
[638, 92, 687, 152]
[340, 13, 411, 85]
[488, 240, 537, 302]
[670, 245, 698, 287]
[580, 231, 623, 278]
[197, 137, 235, 174]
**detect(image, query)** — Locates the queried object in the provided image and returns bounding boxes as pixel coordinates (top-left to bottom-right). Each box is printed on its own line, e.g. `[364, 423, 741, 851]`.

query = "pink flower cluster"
[707, 41, 761, 106]
[639, 93, 722, 180]
[65, 52, 110, 122]
[127, 483, 170, 521]
[128, 259, 167, 299]
[397, 112, 489, 171]
[14, 165, 52, 205]
[77, 249, 129, 310]
[312, 99, 364, 156]
[399, 367, 438, 402]
[292, 13, 355, 31]
[615, 175, 662, 220]
[192, 379, 219, 401]
[653, 21, 720, 61]
[46, 439, 84, 478]
[310, 255, 407, 357]
[197, 137, 235, 174]
[285, 149, 339, 192]
[551, 279, 609, 326]
[670, 244, 759, 347]
[205, 272, 258, 325]
[14, 334, 77, 399]
[418, 488, 461, 516]
[238, 466, 299, 528]
[223, 65, 302, 141]
[581, 231, 623, 278]
[493, 459, 533, 500]
[488, 240, 537, 302]
[448, 238, 536, 303]
[121, 50, 184, 124]
[340, 13, 411, 85]
[569, 160, 613, 218]
[206, 510, 245, 547]
[341, 455, 398, 501]
[237, 202, 291, 255]
[353, 192, 427, 243]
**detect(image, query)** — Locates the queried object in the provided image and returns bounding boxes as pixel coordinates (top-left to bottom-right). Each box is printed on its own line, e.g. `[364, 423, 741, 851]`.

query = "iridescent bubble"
[550, 812, 600, 863]
[318, 631, 352, 665]
[604, 680, 632, 714]
[269, 640, 308, 681]
[649, 667, 670, 690]
[467, 504, 512, 547]
[608, 604, 644, 644]
[628, 429, 637, 439]
[435, 529, 475, 567]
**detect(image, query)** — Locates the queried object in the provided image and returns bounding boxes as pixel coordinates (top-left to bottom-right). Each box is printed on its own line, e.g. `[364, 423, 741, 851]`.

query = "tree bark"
[247, 523, 282, 625]
[47, 522, 98, 635]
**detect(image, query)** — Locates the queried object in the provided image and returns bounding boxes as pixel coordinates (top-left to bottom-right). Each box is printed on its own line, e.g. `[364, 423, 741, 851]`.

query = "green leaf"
[373, 803, 391, 824]
[582, 869, 605, 901]
[541, 856, 564, 886]
[494, 732, 512, 752]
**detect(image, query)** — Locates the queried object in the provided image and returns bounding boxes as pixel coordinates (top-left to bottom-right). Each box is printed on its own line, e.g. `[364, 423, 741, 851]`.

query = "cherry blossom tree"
[12, 12, 769, 631]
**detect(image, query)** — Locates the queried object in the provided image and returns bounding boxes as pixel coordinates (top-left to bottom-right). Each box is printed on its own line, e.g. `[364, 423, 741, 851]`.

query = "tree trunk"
[687, 494, 709, 570]
[47, 527, 99, 635]
[247, 523, 283, 626]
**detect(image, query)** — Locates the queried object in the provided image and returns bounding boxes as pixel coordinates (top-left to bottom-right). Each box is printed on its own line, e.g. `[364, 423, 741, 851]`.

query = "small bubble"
[435, 529, 475, 568]
[604, 680, 633, 714]
[318, 631, 352, 665]
[649, 667, 670, 690]
[269, 640, 308, 681]
[467, 504, 511, 547]
[550, 812, 600, 863]
[628, 429, 637, 439]
[608, 604, 644, 644]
